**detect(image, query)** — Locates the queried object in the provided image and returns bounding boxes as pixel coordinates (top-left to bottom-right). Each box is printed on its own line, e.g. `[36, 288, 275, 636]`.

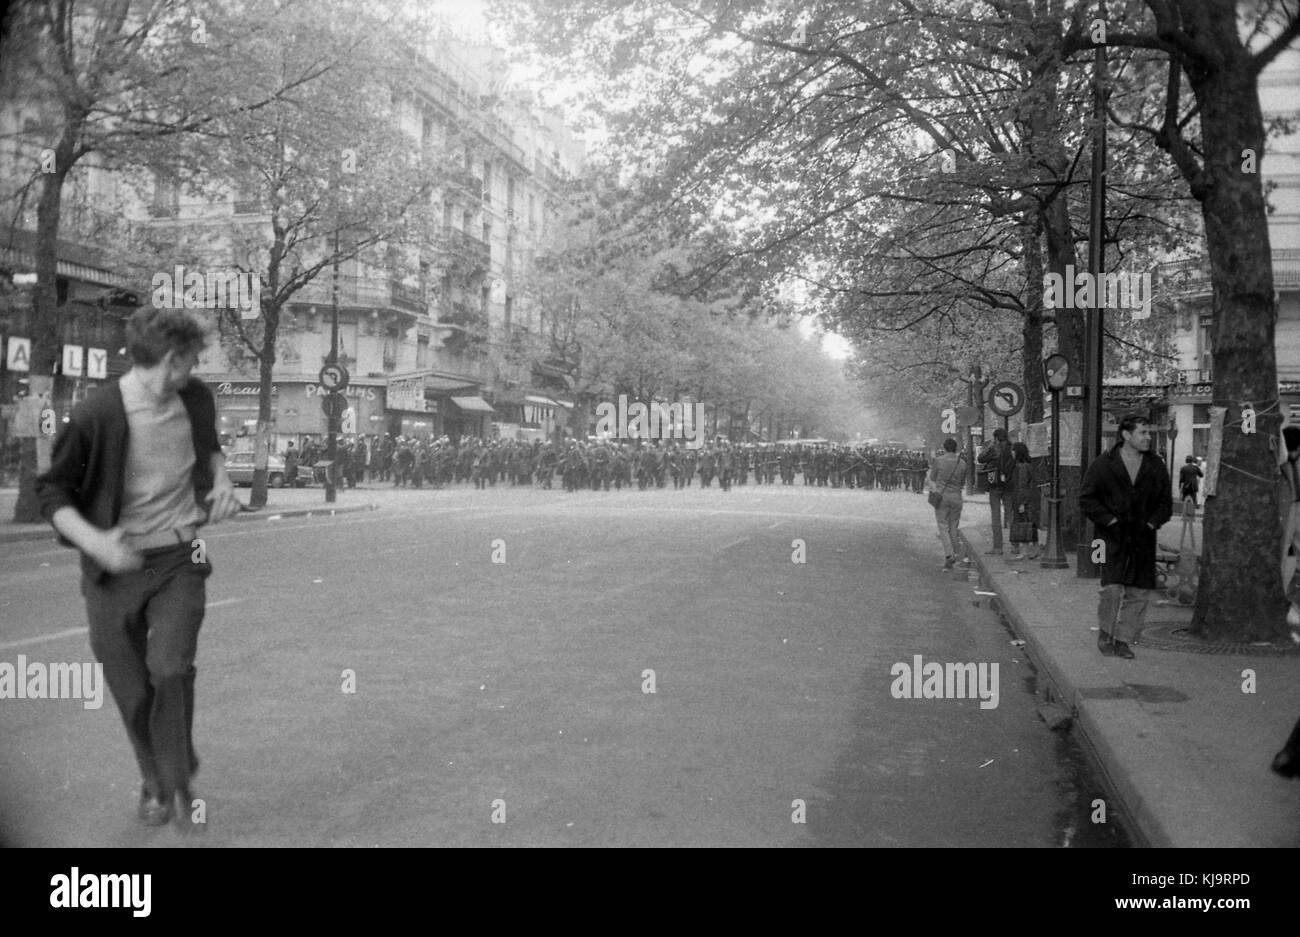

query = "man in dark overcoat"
[1079, 413, 1172, 659]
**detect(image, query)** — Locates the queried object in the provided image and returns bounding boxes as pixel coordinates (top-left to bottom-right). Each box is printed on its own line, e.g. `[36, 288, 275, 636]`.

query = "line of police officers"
[286, 435, 932, 493]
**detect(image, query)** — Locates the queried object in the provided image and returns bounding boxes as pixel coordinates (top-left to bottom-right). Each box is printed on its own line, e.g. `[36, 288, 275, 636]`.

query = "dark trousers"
[82, 543, 210, 801]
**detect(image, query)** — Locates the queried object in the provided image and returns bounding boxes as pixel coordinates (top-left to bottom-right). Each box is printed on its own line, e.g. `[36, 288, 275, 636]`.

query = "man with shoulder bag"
[977, 428, 1016, 555]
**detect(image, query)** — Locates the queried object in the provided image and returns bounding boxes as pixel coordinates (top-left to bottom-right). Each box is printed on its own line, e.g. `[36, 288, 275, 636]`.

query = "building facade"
[0, 20, 585, 478]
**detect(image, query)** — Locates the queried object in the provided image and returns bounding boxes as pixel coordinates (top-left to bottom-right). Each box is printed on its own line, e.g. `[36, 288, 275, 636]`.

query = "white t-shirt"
[118, 370, 206, 535]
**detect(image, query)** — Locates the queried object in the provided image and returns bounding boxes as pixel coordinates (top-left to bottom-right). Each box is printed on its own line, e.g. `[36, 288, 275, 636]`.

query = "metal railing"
[437, 227, 491, 273]
[1171, 367, 1213, 385]
[1156, 249, 1300, 294]
[295, 273, 416, 311]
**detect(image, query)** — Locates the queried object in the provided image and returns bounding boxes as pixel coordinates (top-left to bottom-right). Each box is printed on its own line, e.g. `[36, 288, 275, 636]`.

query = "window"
[1198, 315, 1213, 379]
[417, 335, 429, 369]
[443, 202, 453, 230]
[504, 296, 512, 332]
[482, 160, 491, 203]
[528, 193, 535, 229]
[482, 220, 491, 250]
[1192, 403, 1211, 460]
[150, 173, 179, 217]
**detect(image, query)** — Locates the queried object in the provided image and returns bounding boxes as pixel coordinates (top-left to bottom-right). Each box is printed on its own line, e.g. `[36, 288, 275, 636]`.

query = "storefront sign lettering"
[215, 382, 275, 396]
[304, 383, 377, 401]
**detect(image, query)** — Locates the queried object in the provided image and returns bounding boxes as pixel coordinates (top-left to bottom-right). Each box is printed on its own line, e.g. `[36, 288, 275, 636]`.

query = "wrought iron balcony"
[388, 280, 425, 313]
[1156, 249, 1300, 296]
[294, 273, 421, 314]
[1171, 367, 1213, 385]
[436, 226, 491, 277]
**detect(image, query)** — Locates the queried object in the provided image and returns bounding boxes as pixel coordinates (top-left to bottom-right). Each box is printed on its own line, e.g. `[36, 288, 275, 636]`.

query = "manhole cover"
[1137, 621, 1300, 657]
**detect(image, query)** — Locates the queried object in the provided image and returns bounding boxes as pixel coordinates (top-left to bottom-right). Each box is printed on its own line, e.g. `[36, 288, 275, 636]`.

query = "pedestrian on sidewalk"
[1080, 413, 1172, 659]
[1007, 442, 1040, 560]
[977, 427, 1016, 556]
[1272, 425, 1300, 778]
[35, 307, 240, 830]
[928, 437, 969, 570]
[1179, 454, 1203, 509]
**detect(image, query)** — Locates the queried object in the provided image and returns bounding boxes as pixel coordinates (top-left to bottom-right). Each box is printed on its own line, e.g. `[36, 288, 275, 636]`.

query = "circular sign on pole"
[318, 363, 349, 393]
[321, 391, 347, 421]
[1043, 354, 1070, 392]
[988, 381, 1025, 418]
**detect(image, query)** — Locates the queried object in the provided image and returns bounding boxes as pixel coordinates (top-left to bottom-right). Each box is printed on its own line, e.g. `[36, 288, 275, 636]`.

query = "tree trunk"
[1181, 2, 1287, 640]
[249, 309, 279, 508]
[12, 130, 75, 523]
[1020, 212, 1045, 426]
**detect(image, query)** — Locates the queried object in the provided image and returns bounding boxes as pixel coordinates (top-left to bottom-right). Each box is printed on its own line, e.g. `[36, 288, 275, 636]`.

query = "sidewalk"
[958, 495, 1300, 847]
[0, 485, 382, 543]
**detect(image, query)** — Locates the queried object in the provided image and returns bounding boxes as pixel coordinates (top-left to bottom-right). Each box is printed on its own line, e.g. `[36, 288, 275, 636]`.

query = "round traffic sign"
[989, 381, 1025, 418]
[1043, 355, 1070, 392]
[318, 363, 349, 393]
[320, 391, 347, 420]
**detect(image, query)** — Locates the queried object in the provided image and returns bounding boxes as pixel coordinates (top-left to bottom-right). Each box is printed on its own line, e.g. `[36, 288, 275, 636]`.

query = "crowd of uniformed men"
[284, 436, 933, 493]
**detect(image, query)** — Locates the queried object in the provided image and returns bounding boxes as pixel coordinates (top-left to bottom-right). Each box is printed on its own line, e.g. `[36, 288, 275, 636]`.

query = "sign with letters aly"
[58, 346, 107, 378]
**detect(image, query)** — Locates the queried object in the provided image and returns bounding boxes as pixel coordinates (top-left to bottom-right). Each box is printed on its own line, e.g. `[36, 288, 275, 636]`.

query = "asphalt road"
[0, 483, 1124, 847]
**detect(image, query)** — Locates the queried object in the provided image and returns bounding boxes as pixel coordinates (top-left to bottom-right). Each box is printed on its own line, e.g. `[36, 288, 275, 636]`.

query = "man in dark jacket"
[1080, 414, 1172, 659]
[977, 428, 1017, 555]
[1179, 454, 1204, 507]
[36, 307, 240, 830]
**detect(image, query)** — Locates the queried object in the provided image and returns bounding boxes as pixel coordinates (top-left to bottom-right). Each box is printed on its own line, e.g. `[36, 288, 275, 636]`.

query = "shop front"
[207, 377, 387, 456]
[448, 394, 496, 440]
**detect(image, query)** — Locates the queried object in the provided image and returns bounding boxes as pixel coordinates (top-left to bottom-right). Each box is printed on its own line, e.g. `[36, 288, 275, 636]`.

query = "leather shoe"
[172, 788, 205, 833]
[1113, 640, 1136, 659]
[1272, 748, 1299, 778]
[137, 787, 171, 826]
[1097, 631, 1116, 656]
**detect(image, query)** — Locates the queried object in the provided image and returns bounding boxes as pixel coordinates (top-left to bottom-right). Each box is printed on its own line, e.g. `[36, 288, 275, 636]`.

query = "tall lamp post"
[324, 226, 341, 504]
[1042, 354, 1071, 569]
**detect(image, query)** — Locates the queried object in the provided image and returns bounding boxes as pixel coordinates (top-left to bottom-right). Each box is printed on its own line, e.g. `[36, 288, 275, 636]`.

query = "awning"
[450, 395, 497, 414]
[553, 398, 574, 409]
[426, 375, 479, 393]
[525, 395, 559, 407]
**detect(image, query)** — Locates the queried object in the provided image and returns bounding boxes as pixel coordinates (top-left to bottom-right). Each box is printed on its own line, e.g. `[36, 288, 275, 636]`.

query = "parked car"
[226, 451, 286, 488]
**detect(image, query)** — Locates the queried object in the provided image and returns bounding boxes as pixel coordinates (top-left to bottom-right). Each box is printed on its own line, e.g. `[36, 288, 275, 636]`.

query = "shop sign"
[305, 383, 378, 401]
[387, 376, 425, 412]
[215, 382, 276, 396]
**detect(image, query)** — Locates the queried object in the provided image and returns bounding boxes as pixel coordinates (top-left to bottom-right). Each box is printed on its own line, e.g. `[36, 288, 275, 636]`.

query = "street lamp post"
[1042, 354, 1071, 569]
[325, 227, 340, 504]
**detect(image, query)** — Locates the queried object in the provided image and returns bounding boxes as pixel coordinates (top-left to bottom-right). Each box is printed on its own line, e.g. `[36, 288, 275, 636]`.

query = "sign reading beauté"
[211, 382, 378, 400]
